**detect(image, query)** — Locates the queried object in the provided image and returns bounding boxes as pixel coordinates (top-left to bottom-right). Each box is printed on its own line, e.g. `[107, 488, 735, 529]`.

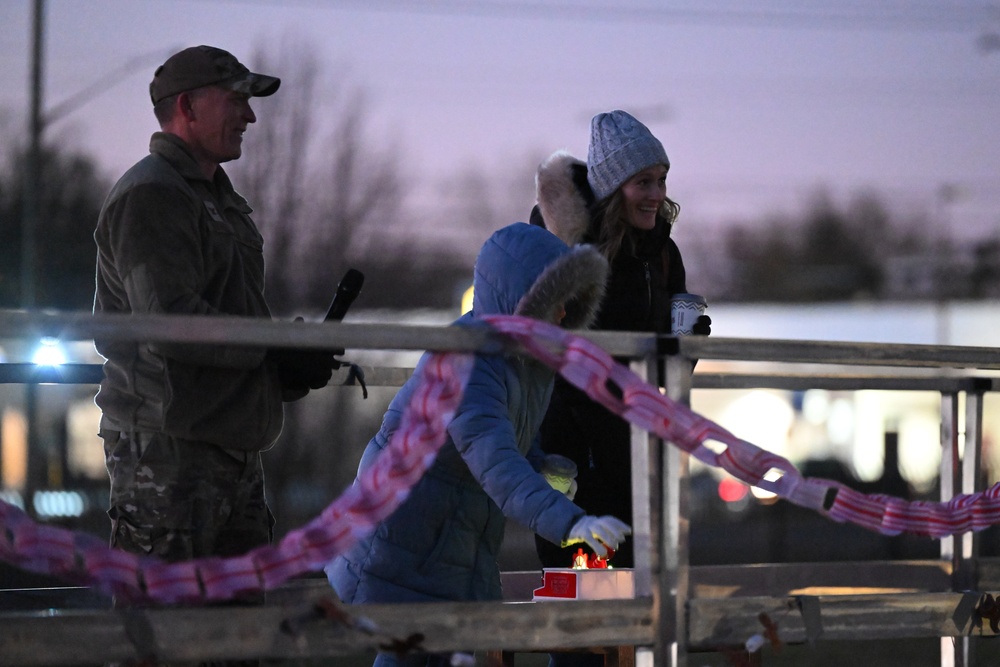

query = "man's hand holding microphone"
[268, 269, 364, 401]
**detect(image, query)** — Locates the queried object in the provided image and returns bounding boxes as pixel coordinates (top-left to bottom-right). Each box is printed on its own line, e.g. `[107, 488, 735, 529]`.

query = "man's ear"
[177, 91, 196, 121]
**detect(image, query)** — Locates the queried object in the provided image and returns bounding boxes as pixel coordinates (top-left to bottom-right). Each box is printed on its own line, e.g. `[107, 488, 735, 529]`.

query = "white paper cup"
[670, 293, 707, 335]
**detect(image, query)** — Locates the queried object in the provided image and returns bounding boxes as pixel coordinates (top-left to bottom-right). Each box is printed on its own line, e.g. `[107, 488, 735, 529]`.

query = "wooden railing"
[2, 310, 1000, 666]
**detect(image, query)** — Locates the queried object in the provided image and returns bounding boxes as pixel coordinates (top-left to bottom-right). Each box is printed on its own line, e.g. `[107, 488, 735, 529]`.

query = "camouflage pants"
[102, 430, 273, 667]
[103, 429, 273, 562]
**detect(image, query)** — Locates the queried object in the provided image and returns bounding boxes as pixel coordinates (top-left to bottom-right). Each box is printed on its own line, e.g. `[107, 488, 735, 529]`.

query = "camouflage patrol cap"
[149, 45, 280, 105]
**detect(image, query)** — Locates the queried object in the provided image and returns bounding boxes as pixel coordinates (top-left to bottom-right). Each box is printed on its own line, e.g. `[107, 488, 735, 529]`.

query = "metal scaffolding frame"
[2, 310, 1000, 666]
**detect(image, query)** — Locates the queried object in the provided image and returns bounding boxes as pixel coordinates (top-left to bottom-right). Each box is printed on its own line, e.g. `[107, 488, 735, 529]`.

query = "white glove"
[541, 454, 578, 501]
[562, 515, 632, 557]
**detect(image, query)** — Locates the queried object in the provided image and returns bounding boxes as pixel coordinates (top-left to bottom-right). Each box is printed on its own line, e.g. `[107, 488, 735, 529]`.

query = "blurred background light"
[0, 489, 25, 511]
[32, 490, 86, 518]
[31, 337, 67, 366]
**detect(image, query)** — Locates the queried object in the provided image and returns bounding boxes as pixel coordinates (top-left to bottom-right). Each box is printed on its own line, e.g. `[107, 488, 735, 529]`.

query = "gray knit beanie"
[587, 110, 670, 202]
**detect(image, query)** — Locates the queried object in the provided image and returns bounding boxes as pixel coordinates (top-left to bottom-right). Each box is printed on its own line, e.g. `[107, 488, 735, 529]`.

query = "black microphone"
[325, 268, 365, 321]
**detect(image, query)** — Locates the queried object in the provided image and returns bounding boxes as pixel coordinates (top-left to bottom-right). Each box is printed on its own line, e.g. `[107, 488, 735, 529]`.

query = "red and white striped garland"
[485, 314, 1000, 539]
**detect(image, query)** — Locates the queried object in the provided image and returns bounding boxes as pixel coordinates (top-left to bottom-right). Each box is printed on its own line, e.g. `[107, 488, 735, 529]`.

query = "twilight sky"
[2, 0, 999, 242]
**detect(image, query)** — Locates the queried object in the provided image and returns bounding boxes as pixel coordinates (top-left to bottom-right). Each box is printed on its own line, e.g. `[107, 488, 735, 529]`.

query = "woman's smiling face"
[620, 164, 667, 230]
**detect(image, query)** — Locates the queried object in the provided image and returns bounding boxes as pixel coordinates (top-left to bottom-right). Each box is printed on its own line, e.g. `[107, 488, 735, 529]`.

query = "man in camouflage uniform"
[94, 46, 339, 573]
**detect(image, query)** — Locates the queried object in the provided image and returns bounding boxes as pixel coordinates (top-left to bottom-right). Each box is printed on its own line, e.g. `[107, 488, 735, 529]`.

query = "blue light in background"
[31, 337, 67, 366]
[32, 490, 86, 518]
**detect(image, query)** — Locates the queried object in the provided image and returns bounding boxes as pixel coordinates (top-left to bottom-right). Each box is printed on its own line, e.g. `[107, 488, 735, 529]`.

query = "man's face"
[186, 85, 256, 165]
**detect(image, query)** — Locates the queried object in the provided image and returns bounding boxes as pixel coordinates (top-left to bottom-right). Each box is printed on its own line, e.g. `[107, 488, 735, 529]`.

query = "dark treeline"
[679, 189, 1000, 304]
[5, 142, 1000, 315]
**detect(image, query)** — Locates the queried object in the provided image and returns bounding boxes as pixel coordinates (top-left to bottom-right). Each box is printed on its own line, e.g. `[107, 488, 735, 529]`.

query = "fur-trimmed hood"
[472, 222, 607, 330]
[533, 150, 594, 247]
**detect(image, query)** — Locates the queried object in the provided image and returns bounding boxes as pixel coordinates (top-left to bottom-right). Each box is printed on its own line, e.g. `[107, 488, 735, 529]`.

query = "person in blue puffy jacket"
[326, 222, 630, 667]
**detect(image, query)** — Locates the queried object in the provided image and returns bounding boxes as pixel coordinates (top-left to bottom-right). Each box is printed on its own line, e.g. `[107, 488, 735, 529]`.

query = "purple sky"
[2, 0, 999, 241]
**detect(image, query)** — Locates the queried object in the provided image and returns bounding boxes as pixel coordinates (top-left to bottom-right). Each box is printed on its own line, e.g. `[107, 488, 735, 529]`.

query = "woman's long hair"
[591, 192, 680, 263]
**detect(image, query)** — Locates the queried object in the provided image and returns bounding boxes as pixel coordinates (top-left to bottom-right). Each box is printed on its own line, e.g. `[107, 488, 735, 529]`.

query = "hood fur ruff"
[514, 242, 607, 330]
[535, 150, 592, 247]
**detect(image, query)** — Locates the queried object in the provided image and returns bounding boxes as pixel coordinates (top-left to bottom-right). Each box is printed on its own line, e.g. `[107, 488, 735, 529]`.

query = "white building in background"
[708, 299, 1000, 347]
[694, 300, 1000, 492]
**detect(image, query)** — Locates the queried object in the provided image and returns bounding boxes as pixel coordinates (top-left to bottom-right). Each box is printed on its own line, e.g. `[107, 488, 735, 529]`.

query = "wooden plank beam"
[7, 590, 1000, 665]
[8, 581, 1000, 664]
[687, 592, 999, 649]
[0, 598, 654, 666]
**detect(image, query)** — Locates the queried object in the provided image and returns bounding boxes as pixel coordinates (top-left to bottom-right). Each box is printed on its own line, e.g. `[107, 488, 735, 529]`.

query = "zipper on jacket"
[643, 260, 652, 320]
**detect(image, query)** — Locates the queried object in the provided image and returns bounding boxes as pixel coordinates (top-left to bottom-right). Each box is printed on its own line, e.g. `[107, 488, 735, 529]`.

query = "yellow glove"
[541, 454, 578, 500]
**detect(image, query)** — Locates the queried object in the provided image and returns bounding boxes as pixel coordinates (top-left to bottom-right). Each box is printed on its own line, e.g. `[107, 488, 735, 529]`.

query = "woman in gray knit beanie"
[586, 109, 677, 261]
[529, 109, 709, 610]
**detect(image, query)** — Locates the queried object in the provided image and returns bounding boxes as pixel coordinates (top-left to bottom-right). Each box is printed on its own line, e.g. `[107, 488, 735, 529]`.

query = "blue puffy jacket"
[326, 222, 607, 602]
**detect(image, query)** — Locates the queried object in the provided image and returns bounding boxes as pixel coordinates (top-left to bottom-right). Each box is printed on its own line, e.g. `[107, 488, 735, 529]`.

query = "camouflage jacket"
[93, 132, 284, 451]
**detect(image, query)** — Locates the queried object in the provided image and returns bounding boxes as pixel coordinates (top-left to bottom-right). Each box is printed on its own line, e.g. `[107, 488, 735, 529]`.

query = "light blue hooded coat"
[326, 222, 607, 603]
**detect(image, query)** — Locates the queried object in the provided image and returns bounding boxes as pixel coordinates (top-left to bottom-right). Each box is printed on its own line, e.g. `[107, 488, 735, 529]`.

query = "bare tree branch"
[232, 37, 416, 315]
